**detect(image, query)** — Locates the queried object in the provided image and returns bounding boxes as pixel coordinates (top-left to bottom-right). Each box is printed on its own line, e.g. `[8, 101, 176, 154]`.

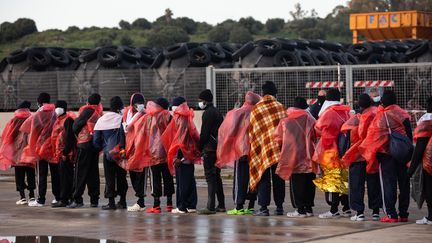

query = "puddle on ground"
[0, 236, 126, 243]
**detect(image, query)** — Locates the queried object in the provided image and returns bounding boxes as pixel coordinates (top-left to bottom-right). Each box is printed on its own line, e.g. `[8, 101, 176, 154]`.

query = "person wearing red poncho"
[216, 91, 261, 216]
[143, 98, 175, 214]
[0, 101, 35, 205]
[274, 97, 318, 218]
[68, 93, 103, 209]
[20, 93, 59, 207]
[51, 100, 77, 208]
[313, 88, 352, 219]
[121, 93, 148, 212]
[408, 97, 432, 225]
[359, 90, 412, 223]
[161, 97, 201, 214]
[341, 94, 381, 222]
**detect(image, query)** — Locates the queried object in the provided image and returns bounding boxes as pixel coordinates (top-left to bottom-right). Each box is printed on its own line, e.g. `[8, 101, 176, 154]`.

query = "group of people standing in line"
[0, 81, 431, 225]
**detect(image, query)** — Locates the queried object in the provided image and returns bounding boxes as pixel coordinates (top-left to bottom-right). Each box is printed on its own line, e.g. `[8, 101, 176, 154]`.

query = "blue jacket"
[93, 127, 125, 161]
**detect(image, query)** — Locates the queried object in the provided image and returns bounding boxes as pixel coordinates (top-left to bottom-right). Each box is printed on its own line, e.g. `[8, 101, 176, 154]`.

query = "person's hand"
[119, 149, 126, 159]
[173, 158, 181, 168]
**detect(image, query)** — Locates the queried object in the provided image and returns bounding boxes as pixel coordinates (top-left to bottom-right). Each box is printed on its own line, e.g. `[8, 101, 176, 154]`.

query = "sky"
[0, 0, 347, 31]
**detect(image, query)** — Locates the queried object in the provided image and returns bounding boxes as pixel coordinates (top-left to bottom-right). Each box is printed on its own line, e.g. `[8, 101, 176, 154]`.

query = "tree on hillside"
[95, 37, 113, 47]
[265, 18, 285, 33]
[66, 26, 80, 32]
[175, 17, 198, 34]
[207, 25, 230, 42]
[120, 34, 134, 46]
[165, 8, 173, 23]
[146, 26, 189, 47]
[0, 22, 17, 42]
[290, 3, 308, 20]
[196, 22, 213, 34]
[14, 18, 37, 37]
[132, 18, 152, 30]
[238, 17, 264, 34]
[229, 26, 253, 43]
[119, 20, 131, 30]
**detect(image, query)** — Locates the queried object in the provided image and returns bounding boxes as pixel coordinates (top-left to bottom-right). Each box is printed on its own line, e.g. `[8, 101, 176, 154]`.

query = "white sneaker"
[350, 214, 365, 221]
[286, 210, 307, 218]
[172, 208, 187, 214]
[16, 198, 28, 205]
[372, 214, 380, 221]
[127, 203, 145, 212]
[318, 211, 340, 219]
[28, 200, 44, 207]
[416, 217, 432, 225]
[187, 208, 197, 213]
[341, 210, 352, 218]
[51, 199, 58, 204]
[306, 212, 314, 217]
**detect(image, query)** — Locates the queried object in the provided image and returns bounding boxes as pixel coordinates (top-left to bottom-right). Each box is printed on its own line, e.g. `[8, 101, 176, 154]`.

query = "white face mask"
[372, 96, 381, 103]
[198, 102, 206, 110]
[171, 106, 178, 112]
[55, 108, 64, 116]
[136, 104, 145, 112]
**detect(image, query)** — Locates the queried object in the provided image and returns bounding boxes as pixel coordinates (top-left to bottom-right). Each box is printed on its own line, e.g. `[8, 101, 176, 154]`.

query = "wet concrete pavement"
[0, 178, 431, 242]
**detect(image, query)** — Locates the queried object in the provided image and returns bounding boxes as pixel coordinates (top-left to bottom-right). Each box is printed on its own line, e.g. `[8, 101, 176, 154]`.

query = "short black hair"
[426, 96, 432, 113]
[358, 93, 372, 109]
[37, 92, 51, 104]
[381, 90, 397, 107]
[88, 93, 101, 105]
[110, 96, 124, 112]
[262, 81, 278, 96]
[326, 88, 340, 102]
[293, 96, 308, 109]
[55, 100, 68, 111]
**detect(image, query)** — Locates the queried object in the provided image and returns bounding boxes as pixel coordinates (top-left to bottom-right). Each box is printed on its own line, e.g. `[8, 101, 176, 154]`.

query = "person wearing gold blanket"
[313, 88, 352, 219]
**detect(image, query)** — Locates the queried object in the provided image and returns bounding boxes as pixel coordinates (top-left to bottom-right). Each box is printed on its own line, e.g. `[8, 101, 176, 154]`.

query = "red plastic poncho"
[161, 103, 202, 175]
[127, 102, 171, 172]
[0, 109, 32, 170]
[273, 108, 318, 180]
[359, 104, 410, 173]
[340, 114, 361, 166]
[342, 106, 377, 167]
[216, 91, 261, 168]
[413, 120, 432, 175]
[76, 104, 103, 145]
[20, 104, 57, 164]
[313, 104, 351, 168]
[50, 112, 77, 164]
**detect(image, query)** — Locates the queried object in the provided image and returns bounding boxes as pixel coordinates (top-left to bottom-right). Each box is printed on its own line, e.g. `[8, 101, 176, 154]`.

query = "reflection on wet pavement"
[0, 236, 125, 243]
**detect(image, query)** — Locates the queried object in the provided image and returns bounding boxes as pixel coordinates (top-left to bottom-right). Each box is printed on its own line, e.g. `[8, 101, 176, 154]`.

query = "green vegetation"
[1, 1, 431, 59]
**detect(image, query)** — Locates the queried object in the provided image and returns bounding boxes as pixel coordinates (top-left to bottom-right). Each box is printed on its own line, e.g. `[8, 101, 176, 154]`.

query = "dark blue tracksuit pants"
[349, 161, 381, 213]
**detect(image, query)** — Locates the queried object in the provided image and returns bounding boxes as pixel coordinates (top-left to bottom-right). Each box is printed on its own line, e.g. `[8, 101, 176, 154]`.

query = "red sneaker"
[380, 216, 398, 223]
[146, 207, 161, 214]
[166, 205, 173, 212]
[399, 217, 408, 222]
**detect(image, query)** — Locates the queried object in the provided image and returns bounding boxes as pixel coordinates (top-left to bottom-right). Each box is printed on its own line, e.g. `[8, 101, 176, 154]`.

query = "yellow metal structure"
[350, 11, 432, 43]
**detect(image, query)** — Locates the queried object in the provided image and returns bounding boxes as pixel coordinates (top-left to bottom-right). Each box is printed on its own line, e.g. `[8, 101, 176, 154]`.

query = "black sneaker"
[52, 201, 68, 208]
[216, 207, 226, 213]
[90, 203, 99, 208]
[197, 208, 216, 215]
[66, 202, 84, 209]
[275, 207, 284, 216]
[116, 201, 127, 209]
[253, 208, 270, 216]
[102, 204, 117, 210]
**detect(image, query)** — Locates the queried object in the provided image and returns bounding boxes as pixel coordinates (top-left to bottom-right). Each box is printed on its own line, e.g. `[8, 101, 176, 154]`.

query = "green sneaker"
[244, 208, 255, 215]
[227, 208, 247, 215]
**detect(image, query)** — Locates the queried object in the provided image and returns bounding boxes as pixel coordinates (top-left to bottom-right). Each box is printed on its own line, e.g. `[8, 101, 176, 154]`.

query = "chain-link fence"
[211, 66, 347, 114]
[0, 68, 206, 110]
[209, 62, 432, 127]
